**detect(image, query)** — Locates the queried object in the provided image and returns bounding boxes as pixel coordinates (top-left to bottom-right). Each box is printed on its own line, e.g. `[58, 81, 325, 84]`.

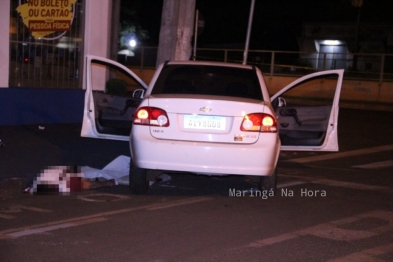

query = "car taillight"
[134, 107, 170, 127]
[240, 113, 277, 132]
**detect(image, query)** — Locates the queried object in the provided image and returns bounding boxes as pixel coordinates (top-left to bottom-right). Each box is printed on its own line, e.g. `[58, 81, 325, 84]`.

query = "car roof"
[165, 60, 255, 70]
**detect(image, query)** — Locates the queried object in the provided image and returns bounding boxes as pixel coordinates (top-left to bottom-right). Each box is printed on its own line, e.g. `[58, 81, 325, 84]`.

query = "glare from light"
[137, 109, 148, 119]
[129, 39, 137, 48]
[262, 116, 274, 127]
[323, 40, 340, 46]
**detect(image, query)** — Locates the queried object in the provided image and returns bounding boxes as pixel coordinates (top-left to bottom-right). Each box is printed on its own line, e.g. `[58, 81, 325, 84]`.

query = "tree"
[156, 0, 196, 67]
[119, 12, 149, 49]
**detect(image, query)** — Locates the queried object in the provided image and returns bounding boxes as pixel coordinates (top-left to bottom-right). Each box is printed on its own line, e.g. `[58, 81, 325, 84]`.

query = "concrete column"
[83, 0, 112, 90]
[0, 0, 10, 88]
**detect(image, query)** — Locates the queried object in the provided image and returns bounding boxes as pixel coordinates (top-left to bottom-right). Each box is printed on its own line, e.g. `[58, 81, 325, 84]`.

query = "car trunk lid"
[146, 95, 266, 144]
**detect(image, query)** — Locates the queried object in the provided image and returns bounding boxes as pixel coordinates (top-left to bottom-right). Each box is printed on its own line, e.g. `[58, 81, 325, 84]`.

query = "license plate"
[183, 115, 226, 130]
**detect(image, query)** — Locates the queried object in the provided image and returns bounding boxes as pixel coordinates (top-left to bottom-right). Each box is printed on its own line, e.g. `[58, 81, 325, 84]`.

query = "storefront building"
[0, 0, 114, 125]
[1, 0, 113, 89]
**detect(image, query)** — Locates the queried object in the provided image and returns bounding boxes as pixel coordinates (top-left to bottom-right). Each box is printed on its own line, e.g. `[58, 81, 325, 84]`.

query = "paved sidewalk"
[0, 124, 130, 180]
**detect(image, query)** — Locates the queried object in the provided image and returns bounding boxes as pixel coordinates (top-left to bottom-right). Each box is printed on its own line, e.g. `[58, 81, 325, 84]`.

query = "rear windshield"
[151, 64, 263, 100]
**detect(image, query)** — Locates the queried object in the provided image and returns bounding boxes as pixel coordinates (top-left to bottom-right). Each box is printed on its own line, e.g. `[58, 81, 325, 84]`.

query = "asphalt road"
[0, 108, 393, 261]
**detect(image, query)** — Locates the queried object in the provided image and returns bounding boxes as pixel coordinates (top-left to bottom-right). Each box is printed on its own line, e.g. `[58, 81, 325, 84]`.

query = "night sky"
[123, 0, 393, 51]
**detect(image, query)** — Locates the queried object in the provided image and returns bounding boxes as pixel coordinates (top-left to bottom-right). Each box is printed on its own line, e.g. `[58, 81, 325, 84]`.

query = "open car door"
[271, 69, 344, 151]
[81, 55, 148, 141]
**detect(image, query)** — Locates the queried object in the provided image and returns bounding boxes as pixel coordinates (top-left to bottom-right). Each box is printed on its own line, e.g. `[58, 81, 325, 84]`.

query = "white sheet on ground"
[81, 155, 130, 185]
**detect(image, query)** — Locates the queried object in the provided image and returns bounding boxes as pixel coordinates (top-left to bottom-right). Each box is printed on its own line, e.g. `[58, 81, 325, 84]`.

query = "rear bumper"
[130, 127, 280, 176]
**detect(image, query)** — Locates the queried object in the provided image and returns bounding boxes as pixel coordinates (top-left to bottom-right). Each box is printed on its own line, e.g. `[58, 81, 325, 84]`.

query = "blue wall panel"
[0, 88, 85, 125]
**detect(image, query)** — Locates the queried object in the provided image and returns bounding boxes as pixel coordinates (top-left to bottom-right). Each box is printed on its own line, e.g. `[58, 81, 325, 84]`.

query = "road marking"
[0, 197, 212, 239]
[280, 174, 392, 193]
[0, 205, 52, 214]
[0, 205, 52, 220]
[312, 179, 392, 192]
[352, 160, 393, 169]
[286, 144, 393, 163]
[0, 214, 15, 220]
[277, 181, 307, 188]
[326, 242, 393, 262]
[147, 197, 212, 210]
[246, 210, 393, 248]
[7, 217, 107, 238]
[77, 193, 130, 202]
[249, 233, 298, 247]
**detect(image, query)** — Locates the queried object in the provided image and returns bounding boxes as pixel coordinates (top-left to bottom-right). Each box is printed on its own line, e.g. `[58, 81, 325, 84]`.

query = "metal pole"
[351, 0, 363, 70]
[379, 54, 385, 84]
[243, 0, 255, 65]
[270, 51, 275, 76]
[193, 10, 199, 60]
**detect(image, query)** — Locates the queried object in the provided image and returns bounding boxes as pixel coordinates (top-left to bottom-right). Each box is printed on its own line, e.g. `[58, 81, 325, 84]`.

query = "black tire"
[129, 160, 148, 194]
[258, 168, 277, 197]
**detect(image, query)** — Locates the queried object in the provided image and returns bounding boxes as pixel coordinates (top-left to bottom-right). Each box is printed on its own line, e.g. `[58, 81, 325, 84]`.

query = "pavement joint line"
[0, 197, 212, 238]
[285, 144, 393, 163]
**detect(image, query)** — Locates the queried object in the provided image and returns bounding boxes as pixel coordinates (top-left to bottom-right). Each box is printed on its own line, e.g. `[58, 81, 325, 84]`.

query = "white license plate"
[183, 115, 226, 130]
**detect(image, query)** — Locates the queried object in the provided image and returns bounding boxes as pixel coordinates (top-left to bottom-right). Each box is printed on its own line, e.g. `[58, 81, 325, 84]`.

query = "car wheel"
[258, 168, 277, 197]
[129, 160, 148, 194]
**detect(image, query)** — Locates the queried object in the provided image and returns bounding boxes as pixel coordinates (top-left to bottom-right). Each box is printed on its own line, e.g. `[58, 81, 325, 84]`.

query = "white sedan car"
[81, 55, 343, 195]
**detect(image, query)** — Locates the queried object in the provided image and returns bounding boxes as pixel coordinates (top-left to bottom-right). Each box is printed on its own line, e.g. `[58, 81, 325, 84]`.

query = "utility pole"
[243, 0, 255, 65]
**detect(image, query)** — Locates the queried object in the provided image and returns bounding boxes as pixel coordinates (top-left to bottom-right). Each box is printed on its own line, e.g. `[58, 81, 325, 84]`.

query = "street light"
[129, 39, 137, 48]
[352, 0, 363, 70]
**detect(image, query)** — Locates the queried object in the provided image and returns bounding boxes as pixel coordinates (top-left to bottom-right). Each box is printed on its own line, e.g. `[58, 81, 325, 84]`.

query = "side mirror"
[132, 89, 145, 99]
[278, 97, 286, 107]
